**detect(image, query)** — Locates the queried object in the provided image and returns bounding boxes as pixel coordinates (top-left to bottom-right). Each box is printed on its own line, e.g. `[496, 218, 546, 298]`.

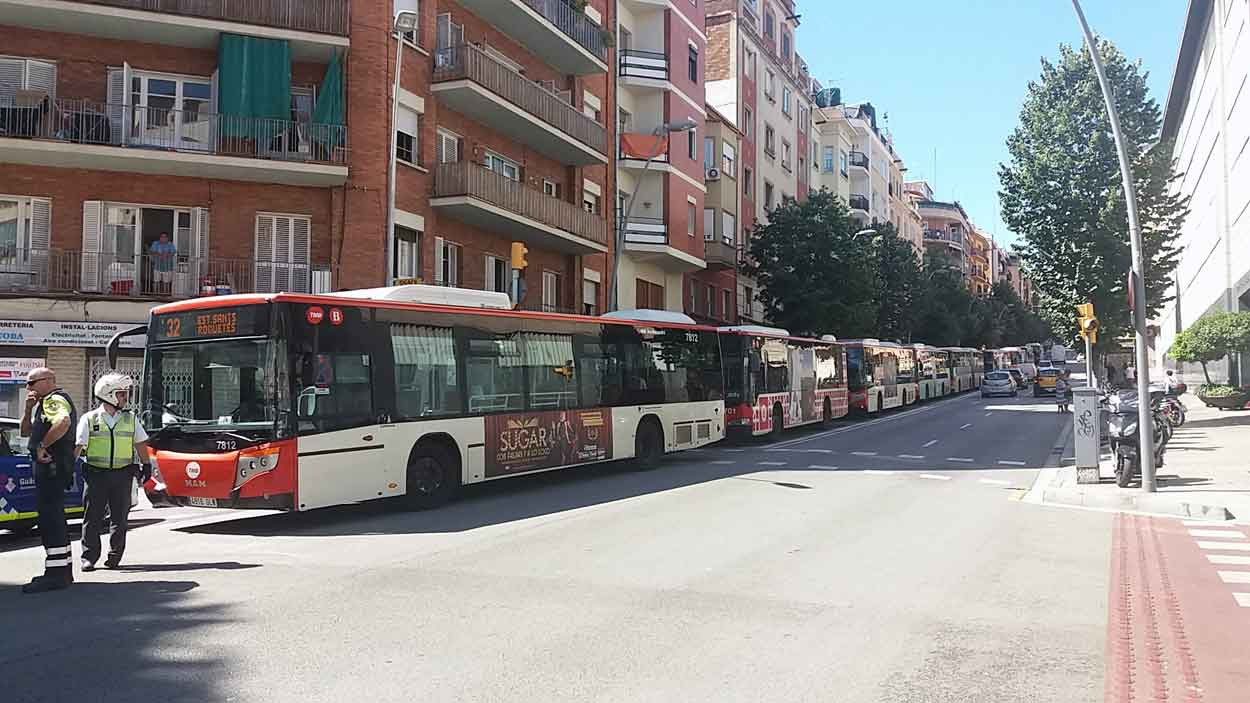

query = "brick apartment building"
[0, 0, 615, 412]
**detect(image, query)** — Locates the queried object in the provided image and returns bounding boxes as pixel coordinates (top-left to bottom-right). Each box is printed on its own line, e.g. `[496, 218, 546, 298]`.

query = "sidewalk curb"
[1038, 486, 1234, 521]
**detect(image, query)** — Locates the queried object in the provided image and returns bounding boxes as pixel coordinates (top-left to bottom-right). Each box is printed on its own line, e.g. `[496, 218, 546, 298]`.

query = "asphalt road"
[1, 389, 1116, 703]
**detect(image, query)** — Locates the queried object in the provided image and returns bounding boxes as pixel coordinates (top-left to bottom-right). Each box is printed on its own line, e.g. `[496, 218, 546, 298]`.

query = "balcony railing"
[849, 150, 869, 169]
[77, 0, 349, 36]
[433, 44, 607, 156]
[621, 216, 667, 246]
[704, 238, 738, 268]
[434, 162, 609, 246]
[619, 49, 668, 81]
[848, 194, 869, 212]
[517, 0, 609, 63]
[0, 248, 332, 297]
[0, 97, 347, 166]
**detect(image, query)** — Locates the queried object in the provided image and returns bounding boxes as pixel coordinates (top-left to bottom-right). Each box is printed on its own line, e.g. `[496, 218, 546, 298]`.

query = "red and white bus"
[912, 344, 950, 401]
[941, 347, 982, 393]
[118, 286, 726, 512]
[719, 326, 848, 436]
[843, 339, 919, 413]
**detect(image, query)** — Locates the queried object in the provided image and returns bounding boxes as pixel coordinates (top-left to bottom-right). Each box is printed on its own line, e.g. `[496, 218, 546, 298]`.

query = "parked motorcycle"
[1105, 389, 1170, 488]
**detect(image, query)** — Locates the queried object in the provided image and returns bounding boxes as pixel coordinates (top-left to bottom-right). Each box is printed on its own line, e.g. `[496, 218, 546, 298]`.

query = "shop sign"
[0, 320, 146, 349]
[0, 357, 46, 383]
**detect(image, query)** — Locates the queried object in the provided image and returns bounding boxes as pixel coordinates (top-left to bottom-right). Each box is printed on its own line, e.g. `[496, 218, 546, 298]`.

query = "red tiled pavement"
[1105, 514, 1250, 702]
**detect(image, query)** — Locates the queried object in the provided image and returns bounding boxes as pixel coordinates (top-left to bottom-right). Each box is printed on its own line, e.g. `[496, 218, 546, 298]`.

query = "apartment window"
[582, 189, 601, 214]
[688, 128, 696, 160]
[705, 284, 715, 318]
[743, 167, 753, 197]
[436, 13, 464, 53]
[543, 180, 561, 198]
[484, 151, 520, 181]
[704, 208, 715, 242]
[722, 290, 733, 321]
[0, 57, 56, 106]
[765, 70, 775, 99]
[483, 254, 508, 295]
[583, 278, 600, 315]
[782, 87, 792, 116]
[764, 8, 775, 40]
[0, 196, 51, 273]
[434, 237, 460, 286]
[688, 45, 699, 83]
[437, 129, 461, 163]
[636, 279, 664, 309]
[395, 105, 420, 165]
[254, 214, 311, 294]
[823, 146, 835, 172]
[764, 124, 775, 156]
[393, 225, 421, 280]
[742, 106, 752, 138]
[839, 149, 849, 175]
[618, 107, 632, 135]
[782, 141, 791, 170]
[688, 281, 696, 312]
[782, 31, 791, 61]
[722, 142, 736, 177]
[542, 271, 561, 310]
[704, 136, 715, 171]
[722, 211, 736, 245]
[744, 48, 756, 80]
[687, 202, 696, 237]
[742, 285, 754, 316]
[618, 27, 632, 52]
[764, 181, 775, 210]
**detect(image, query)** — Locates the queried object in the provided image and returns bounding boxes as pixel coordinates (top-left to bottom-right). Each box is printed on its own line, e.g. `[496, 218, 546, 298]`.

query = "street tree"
[999, 40, 1186, 348]
[1168, 311, 1250, 386]
[871, 222, 923, 343]
[913, 253, 975, 346]
[742, 189, 878, 337]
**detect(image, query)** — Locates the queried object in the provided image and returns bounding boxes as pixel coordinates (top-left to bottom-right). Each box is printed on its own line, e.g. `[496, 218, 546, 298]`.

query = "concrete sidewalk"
[1027, 395, 1250, 521]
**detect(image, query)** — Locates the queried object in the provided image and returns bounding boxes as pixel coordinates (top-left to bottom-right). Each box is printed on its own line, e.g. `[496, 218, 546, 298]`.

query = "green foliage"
[1197, 384, 1244, 398]
[999, 41, 1187, 350]
[1169, 311, 1250, 384]
[871, 223, 923, 342]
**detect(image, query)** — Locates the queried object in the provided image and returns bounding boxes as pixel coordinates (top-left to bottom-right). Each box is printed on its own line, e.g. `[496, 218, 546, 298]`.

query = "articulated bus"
[719, 326, 848, 436]
[843, 339, 919, 413]
[912, 344, 950, 400]
[942, 347, 982, 393]
[114, 286, 725, 512]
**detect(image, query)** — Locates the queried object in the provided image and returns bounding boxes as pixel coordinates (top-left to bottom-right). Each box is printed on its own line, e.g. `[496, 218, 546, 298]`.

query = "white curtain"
[392, 325, 455, 366]
[521, 333, 574, 367]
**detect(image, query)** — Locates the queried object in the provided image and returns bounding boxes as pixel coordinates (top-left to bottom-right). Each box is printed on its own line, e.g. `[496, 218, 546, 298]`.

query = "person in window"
[149, 231, 176, 295]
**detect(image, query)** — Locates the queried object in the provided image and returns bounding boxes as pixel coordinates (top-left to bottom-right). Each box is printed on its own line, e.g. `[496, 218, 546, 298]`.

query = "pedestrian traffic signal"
[510, 242, 529, 270]
[1075, 303, 1099, 345]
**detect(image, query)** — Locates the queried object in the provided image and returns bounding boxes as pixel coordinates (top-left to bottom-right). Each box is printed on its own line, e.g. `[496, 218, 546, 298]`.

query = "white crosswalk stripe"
[1234, 593, 1250, 608]
[1217, 571, 1250, 584]
[1188, 529, 1246, 539]
[1206, 554, 1250, 566]
[1196, 541, 1250, 551]
[919, 474, 952, 481]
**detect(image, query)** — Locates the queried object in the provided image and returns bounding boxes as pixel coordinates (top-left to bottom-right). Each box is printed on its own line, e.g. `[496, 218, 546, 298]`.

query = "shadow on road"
[1174, 413, 1250, 431]
[0, 517, 164, 554]
[114, 561, 261, 573]
[0, 579, 233, 703]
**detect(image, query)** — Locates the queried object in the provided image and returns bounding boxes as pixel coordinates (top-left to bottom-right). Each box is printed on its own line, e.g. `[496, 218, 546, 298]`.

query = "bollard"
[1073, 387, 1102, 484]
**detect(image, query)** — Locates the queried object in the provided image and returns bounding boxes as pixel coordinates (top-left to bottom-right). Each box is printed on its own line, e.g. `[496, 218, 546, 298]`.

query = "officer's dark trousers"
[34, 460, 71, 581]
[81, 467, 132, 565]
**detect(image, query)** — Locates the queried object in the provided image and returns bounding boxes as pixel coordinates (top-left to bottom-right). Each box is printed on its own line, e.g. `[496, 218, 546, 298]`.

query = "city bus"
[912, 344, 950, 401]
[110, 285, 725, 512]
[718, 326, 848, 436]
[941, 347, 981, 393]
[843, 339, 919, 413]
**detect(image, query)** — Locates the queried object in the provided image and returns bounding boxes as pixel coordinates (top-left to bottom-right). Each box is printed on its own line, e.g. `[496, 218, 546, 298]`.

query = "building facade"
[0, 0, 617, 408]
[909, 180, 971, 280]
[695, 104, 742, 324]
[615, 0, 706, 312]
[1155, 0, 1250, 384]
[966, 228, 990, 296]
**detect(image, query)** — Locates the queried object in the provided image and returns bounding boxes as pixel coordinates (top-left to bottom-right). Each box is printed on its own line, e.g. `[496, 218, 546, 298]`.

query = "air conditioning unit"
[706, 168, 721, 181]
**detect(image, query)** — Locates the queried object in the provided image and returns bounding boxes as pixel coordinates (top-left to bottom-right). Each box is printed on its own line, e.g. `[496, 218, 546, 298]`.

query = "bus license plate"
[188, 497, 217, 508]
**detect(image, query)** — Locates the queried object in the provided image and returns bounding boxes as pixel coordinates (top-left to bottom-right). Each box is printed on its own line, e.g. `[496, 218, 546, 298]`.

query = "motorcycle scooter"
[1106, 389, 1170, 488]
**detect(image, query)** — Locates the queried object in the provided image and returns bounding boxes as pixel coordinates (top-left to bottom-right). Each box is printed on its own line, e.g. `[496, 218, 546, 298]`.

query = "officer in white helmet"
[74, 373, 152, 570]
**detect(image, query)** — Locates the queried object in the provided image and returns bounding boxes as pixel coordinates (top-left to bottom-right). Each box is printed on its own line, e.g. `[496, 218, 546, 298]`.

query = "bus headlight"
[235, 446, 280, 489]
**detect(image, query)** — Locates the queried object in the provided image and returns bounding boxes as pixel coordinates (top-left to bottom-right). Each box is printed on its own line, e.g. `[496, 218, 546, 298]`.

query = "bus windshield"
[721, 335, 746, 404]
[141, 337, 285, 434]
[846, 347, 865, 391]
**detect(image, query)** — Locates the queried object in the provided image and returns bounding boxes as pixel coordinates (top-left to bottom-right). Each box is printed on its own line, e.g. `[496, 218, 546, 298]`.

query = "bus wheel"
[633, 419, 664, 470]
[403, 443, 460, 510]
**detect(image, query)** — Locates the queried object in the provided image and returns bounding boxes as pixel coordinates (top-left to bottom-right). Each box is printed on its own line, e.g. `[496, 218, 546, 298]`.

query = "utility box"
[1073, 387, 1102, 483]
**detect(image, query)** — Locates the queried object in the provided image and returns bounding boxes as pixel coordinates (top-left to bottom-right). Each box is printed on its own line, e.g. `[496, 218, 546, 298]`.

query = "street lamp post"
[385, 11, 420, 287]
[608, 119, 698, 312]
[1069, 0, 1156, 492]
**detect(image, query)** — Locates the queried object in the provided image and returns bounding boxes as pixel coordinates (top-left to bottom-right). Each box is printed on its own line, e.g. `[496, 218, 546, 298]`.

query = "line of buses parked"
[75, 285, 1041, 519]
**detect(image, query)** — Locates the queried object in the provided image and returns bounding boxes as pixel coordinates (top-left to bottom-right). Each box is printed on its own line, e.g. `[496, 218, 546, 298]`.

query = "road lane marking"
[862, 469, 894, 475]
[1184, 520, 1226, 526]
[959, 423, 972, 430]
[711, 460, 735, 465]
[1188, 529, 1247, 539]
[1217, 571, 1250, 584]
[899, 454, 925, 459]
[946, 457, 975, 463]
[1234, 593, 1250, 608]
[807, 465, 839, 470]
[757, 461, 787, 466]
[919, 473, 952, 481]
[803, 449, 834, 454]
[723, 449, 746, 453]
[851, 451, 877, 457]
[1206, 555, 1250, 565]
[1196, 541, 1250, 551]
[997, 460, 1028, 466]
[923, 440, 939, 447]
[979, 478, 1012, 485]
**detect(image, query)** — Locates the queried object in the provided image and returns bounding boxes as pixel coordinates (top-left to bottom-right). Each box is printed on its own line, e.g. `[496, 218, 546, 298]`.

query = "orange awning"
[620, 133, 668, 159]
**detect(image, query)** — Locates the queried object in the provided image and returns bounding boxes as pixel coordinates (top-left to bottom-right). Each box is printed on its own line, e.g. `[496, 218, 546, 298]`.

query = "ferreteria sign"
[0, 320, 145, 348]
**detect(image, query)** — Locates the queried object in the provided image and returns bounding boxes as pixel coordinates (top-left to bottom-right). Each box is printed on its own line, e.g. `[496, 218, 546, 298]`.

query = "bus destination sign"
[153, 306, 266, 342]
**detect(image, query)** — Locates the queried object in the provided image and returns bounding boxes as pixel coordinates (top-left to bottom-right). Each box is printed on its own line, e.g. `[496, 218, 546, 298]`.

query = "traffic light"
[510, 241, 529, 270]
[1075, 303, 1099, 345]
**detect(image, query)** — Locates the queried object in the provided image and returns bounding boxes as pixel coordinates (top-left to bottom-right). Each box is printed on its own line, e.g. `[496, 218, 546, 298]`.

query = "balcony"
[0, 0, 348, 60]
[0, 248, 332, 297]
[848, 194, 870, 213]
[454, 0, 608, 75]
[0, 98, 347, 186]
[849, 150, 869, 172]
[619, 49, 668, 83]
[704, 238, 738, 269]
[620, 216, 706, 272]
[432, 45, 607, 166]
[431, 162, 608, 255]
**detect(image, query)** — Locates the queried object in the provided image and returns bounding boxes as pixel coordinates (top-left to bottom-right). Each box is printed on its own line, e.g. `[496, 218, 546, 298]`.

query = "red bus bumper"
[154, 438, 297, 510]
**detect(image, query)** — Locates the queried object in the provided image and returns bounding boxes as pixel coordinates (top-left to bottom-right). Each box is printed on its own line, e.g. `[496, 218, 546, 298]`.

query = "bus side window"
[576, 338, 621, 407]
[465, 334, 524, 414]
[619, 335, 665, 405]
[521, 332, 577, 411]
[390, 324, 462, 419]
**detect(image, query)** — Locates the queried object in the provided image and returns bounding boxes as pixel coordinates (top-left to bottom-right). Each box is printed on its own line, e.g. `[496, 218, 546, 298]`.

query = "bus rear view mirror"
[297, 388, 318, 418]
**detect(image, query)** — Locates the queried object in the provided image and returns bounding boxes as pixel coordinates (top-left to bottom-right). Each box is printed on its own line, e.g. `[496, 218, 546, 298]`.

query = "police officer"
[75, 373, 151, 571]
[19, 367, 78, 593]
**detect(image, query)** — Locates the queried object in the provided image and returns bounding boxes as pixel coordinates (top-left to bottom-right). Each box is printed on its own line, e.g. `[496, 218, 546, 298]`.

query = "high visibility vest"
[84, 410, 136, 470]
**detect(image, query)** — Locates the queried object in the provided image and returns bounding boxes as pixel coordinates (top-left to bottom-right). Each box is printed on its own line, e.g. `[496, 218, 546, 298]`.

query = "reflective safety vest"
[84, 410, 136, 470]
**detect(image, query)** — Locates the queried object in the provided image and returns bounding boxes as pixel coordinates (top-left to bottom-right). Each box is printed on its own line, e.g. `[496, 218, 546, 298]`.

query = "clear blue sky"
[796, 0, 1188, 248]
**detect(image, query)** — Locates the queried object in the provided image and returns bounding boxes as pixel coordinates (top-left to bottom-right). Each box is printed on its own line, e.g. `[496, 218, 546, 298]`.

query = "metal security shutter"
[24, 60, 56, 100]
[81, 201, 103, 292]
[0, 58, 22, 103]
[254, 214, 275, 293]
[291, 216, 310, 293]
[433, 236, 444, 284]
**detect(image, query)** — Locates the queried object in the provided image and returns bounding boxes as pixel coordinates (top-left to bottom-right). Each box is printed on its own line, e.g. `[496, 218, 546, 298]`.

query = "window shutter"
[292, 216, 311, 293]
[485, 256, 495, 292]
[80, 201, 103, 291]
[254, 215, 275, 293]
[106, 63, 131, 145]
[433, 236, 445, 284]
[0, 58, 23, 103]
[191, 206, 209, 285]
[26, 198, 51, 288]
[25, 60, 56, 100]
